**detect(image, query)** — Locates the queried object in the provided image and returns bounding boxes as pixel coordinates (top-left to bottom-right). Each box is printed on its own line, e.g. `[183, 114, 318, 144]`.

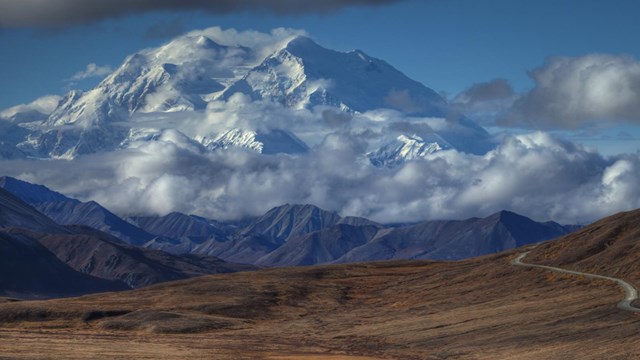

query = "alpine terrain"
[2, 208, 640, 358]
[1, 177, 574, 268]
[0, 32, 492, 164]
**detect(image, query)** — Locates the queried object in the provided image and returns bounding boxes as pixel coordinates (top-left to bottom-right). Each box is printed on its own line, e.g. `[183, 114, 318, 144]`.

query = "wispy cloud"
[0, 0, 405, 28]
[68, 63, 113, 82]
[3, 121, 639, 226]
[0, 95, 61, 120]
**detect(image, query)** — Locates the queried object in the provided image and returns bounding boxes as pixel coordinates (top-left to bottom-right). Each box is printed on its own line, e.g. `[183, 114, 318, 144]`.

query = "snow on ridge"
[203, 128, 264, 153]
[199, 128, 309, 155]
[368, 134, 449, 168]
[1, 30, 489, 160]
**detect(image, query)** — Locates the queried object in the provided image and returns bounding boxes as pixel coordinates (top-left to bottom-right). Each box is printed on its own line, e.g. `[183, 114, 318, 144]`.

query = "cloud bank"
[3, 130, 639, 225]
[452, 78, 517, 127]
[509, 54, 640, 129]
[0, 0, 404, 28]
[0, 95, 62, 120]
[457, 54, 640, 130]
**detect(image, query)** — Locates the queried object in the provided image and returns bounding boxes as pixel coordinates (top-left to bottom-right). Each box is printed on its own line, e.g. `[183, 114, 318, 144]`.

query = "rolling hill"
[2, 207, 640, 358]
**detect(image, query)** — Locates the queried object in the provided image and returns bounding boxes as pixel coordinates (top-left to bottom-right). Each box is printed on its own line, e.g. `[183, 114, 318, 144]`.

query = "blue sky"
[1, 0, 640, 153]
[2, 0, 640, 107]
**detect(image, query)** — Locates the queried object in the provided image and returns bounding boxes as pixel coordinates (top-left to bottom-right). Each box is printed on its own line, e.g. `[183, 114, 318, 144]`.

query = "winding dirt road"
[512, 251, 640, 313]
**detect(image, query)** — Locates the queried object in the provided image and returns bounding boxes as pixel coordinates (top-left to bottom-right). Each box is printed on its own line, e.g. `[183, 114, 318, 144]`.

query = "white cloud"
[451, 78, 517, 126]
[0, 95, 61, 120]
[192, 27, 308, 62]
[507, 54, 640, 129]
[2, 130, 640, 226]
[68, 63, 114, 81]
[454, 55, 640, 130]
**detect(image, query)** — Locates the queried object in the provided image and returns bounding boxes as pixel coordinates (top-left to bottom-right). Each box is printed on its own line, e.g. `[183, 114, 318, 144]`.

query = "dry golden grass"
[1, 253, 640, 359]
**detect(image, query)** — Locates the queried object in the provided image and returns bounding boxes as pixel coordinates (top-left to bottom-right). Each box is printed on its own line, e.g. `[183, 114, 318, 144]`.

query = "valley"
[2, 176, 640, 358]
[0, 248, 638, 359]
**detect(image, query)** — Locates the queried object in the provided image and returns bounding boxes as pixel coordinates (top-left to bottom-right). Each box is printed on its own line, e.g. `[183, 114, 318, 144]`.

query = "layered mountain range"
[1, 176, 574, 272]
[0, 32, 491, 164]
[3, 206, 640, 358]
[0, 183, 254, 299]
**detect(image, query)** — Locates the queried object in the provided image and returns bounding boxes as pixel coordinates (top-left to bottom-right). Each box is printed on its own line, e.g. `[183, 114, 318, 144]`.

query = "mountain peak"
[285, 35, 320, 49]
[0, 187, 68, 233]
[368, 134, 447, 167]
[279, 35, 330, 60]
[200, 128, 309, 155]
[3, 27, 491, 159]
[486, 210, 534, 226]
[195, 35, 216, 47]
[485, 210, 565, 246]
[272, 203, 334, 214]
[151, 34, 227, 63]
[242, 203, 342, 243]
[492, 210, 520, 219]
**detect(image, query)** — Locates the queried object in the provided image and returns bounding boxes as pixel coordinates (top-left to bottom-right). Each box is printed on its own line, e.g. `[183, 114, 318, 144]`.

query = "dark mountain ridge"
[0, 176, 154, 245]
[1, 176, 576, 268]
[0, 186, 255, 298]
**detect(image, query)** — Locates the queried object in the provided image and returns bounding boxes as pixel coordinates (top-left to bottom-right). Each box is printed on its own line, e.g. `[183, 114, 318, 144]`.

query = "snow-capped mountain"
[200, 128, 309, 154]
[46, 35, 251, 128]
[1, 30, 492, 160]
[368, 134, 449, 167]
[221, 36, 448, 115]
[11, 35, 256, 159]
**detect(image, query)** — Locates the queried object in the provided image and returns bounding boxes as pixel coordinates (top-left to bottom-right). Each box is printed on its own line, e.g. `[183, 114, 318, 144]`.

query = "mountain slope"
[0, 187, 128, 298]
[1, 31, 492, 159]
[220, 35, 492, 154]
[527, 208, 640, 284]
[194, 233, 283, 265]
[0, 229, 128, 299]
[200, 128, 309, 155]
[24, 225, 255, 289]
[45, 35, 248, 128]
[198, 205, 570, 267]
[256, 224, 380, 267]
[0, 182, 255, 295]
[336, 210, 570, 263]
[0, 176, 154, 245]
[0, 187, 68, 233]
[2, 237, 639, 358]
[19, 35, 253, 158]
[130, 212, 233, 254]
[368, 133, 449, 167]
[171, 204, 380, 264]
[223, 36, 448, 115]
[238, 203, 342, 243]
